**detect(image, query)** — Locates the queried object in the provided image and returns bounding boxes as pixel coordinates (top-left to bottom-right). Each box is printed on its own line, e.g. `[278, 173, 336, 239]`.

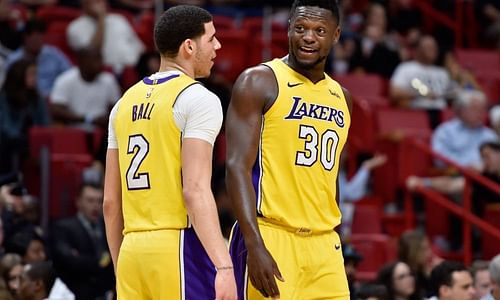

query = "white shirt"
[391, 61, 451, 109]
[50, 67, 120, 121]
[46, 278, 75, 300]
[108, 71, 223, 148]
[67, 14, 144, 74]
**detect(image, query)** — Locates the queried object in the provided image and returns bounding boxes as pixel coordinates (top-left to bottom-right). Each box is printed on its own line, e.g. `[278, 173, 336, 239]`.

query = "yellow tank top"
[256, 59, 351, 232]
[114, 73, 197, 234]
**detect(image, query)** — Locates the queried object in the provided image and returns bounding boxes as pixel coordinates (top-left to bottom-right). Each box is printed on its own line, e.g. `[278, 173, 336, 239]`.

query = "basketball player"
[103, 5, 237, 300]
[226, 0, 351, 299]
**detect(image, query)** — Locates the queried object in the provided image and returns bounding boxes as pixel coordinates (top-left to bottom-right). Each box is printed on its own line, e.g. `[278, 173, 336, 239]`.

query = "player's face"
[193, 21, 221, 78]
[288, 6, 340, 70]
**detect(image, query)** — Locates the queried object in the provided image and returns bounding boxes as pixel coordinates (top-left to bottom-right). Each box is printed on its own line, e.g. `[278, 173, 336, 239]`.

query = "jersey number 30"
[295, 125, 339, 171]
[126, 134, 150, 190]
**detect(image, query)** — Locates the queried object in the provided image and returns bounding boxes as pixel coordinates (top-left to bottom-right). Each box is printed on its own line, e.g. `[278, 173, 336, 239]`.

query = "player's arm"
[226, 66, 283, 298]
[103, 148, 123, 272]
[103, 103, 123, 272]
[179, 86, 236, 300]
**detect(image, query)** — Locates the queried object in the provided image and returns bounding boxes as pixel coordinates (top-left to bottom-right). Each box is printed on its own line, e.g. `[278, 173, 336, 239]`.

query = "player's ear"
[183, 39, 195, 55]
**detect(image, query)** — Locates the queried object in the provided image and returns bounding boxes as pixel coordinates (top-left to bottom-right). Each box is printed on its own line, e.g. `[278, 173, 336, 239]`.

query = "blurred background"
[0, 0, 500, 299]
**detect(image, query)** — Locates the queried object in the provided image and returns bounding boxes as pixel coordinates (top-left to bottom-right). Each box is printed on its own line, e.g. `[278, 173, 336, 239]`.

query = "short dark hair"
[480, 141, 500, 153]
[429, 260, 468, 297]
[154, 5, 212, 57]
[290, 0, 340, 24]
[356, 283, 387, 300]
[24, 261, 56, 295]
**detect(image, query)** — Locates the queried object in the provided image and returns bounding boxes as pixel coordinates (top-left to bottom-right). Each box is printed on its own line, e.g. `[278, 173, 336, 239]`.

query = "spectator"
[51, 182, 114, 299]
[483, 254, 500, 300]
[343, 243, 363, 300]
[49, 47, 120, 130]
[428, 260, 475, 300]
[0, 253, 23, 299]
[376, 261, 420, 300]
[5, 19, 72, 100]
[5, 228, 46, 264]
[67, 0, 145, 74]
[399, 230, 443, 298]
[339, 153, 387, 238]
[472, 142, 500, 216]
[475, 0, 500, 49]
[0, 181, 40, 241]
[357, 283, 388, 300]
[407, 91, 498, 196]
[0, 59, 49, 175]
[390, 35, 452, 128]
[17, 261, 74, 300]
[444, 52, 481, 92]
[352, 3, 401, 78]
[489, 105, 500, 138]
[470, 260, 492, 300]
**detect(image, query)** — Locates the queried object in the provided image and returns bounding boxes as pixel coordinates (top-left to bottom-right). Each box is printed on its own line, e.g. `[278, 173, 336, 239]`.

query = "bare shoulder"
[232, 65, 278, 108]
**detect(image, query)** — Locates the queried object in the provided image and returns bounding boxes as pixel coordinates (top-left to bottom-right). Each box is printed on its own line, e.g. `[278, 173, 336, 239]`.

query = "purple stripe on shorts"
[229, 223, 248, 300]
[183, 228, 216, 300]
[252, 156, 261, 210]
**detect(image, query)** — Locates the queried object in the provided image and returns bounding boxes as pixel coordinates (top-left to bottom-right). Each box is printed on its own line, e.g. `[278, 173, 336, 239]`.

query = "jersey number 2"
[295, 125, 339, 171]
[126, 134, 150, 190]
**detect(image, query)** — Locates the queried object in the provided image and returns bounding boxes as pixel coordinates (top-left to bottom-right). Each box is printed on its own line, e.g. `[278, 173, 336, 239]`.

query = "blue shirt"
[432, 118, 498, 167]
[6, 45, 72, 99]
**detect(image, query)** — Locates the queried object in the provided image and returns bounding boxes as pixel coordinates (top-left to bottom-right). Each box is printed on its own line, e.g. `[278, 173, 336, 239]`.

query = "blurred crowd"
[0, 0, 499, 299]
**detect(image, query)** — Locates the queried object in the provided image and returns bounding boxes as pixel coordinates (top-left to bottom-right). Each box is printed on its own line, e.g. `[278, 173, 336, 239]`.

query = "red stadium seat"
[43, 21, 75, 62]
[214, 29, 250, 82]
[475, 70, 500, 105]
[455, 49, 500, 74]
[372, 108, 432, 202]
[351, 203, 383, 234]
[350, 233, 397, 281]
[29, 126, 92, 158]
[213, 15, 237, 30]
[482, 204, 500, 260]
[335, 74, 388, 98]
[36, 5, 81, 23]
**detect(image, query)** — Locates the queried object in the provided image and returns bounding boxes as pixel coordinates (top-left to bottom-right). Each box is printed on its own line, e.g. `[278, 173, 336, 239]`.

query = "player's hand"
[247, 244, 284, 299]
[214, 268, 237, 300]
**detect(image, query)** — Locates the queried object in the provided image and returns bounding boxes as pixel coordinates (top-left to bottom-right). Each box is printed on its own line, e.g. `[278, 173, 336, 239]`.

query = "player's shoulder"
[183, 82, 220, 103]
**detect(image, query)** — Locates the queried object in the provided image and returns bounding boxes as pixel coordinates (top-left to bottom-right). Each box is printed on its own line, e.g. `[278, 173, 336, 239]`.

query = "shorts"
[117, 227, 216, 299]
[229, 219, 349, 300]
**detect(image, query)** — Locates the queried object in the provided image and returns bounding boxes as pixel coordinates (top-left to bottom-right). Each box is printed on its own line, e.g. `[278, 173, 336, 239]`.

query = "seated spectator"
[50, 47, 120, 130]
[376, 261, 419, 300]
[483, 254, 500, 300]
[67, 0, 145, 74]
[428, 260, 475, 300]
[0, 181, 40, 242]
[351, 3, 401, 78]
[406, 90, 498, 196]
[475, 0, 500, 49]
[0, 59, 49, 175]
[5, 229, 46, 264]
[390, 35, 452, 128]
[51, 181, 114, 300]
[472, 142, 500, 216]
[17, 261, 74, 300]
[0, 253, 23, 299]
[339, 153, 387, 238]
[357, 283, 388, 300]
[399, 230, 443, 298]
[5, 19, 72, 100]
[470, 260, 492, 300]
[343, 243, 363, 300]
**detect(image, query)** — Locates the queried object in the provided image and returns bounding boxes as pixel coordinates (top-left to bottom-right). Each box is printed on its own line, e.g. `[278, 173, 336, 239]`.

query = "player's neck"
[284, 55, 325, 84]
[158, 58, 194, 78]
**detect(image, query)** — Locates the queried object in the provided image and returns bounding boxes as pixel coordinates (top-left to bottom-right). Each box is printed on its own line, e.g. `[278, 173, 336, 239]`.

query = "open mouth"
[299, 46, 318, 54]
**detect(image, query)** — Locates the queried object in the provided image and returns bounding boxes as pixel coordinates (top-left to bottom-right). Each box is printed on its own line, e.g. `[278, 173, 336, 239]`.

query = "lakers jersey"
[114, 74, 197, 233]
[255, 58, 351, 232]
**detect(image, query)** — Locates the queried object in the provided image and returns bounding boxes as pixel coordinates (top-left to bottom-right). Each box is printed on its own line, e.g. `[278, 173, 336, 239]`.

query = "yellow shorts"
[116, 228, 216, 300]
[229, 220, 350, 300]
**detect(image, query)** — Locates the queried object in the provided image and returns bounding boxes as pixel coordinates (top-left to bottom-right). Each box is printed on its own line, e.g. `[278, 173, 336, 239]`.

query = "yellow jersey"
[114, 74, 197, 234]
[255, 58, 351, 232]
